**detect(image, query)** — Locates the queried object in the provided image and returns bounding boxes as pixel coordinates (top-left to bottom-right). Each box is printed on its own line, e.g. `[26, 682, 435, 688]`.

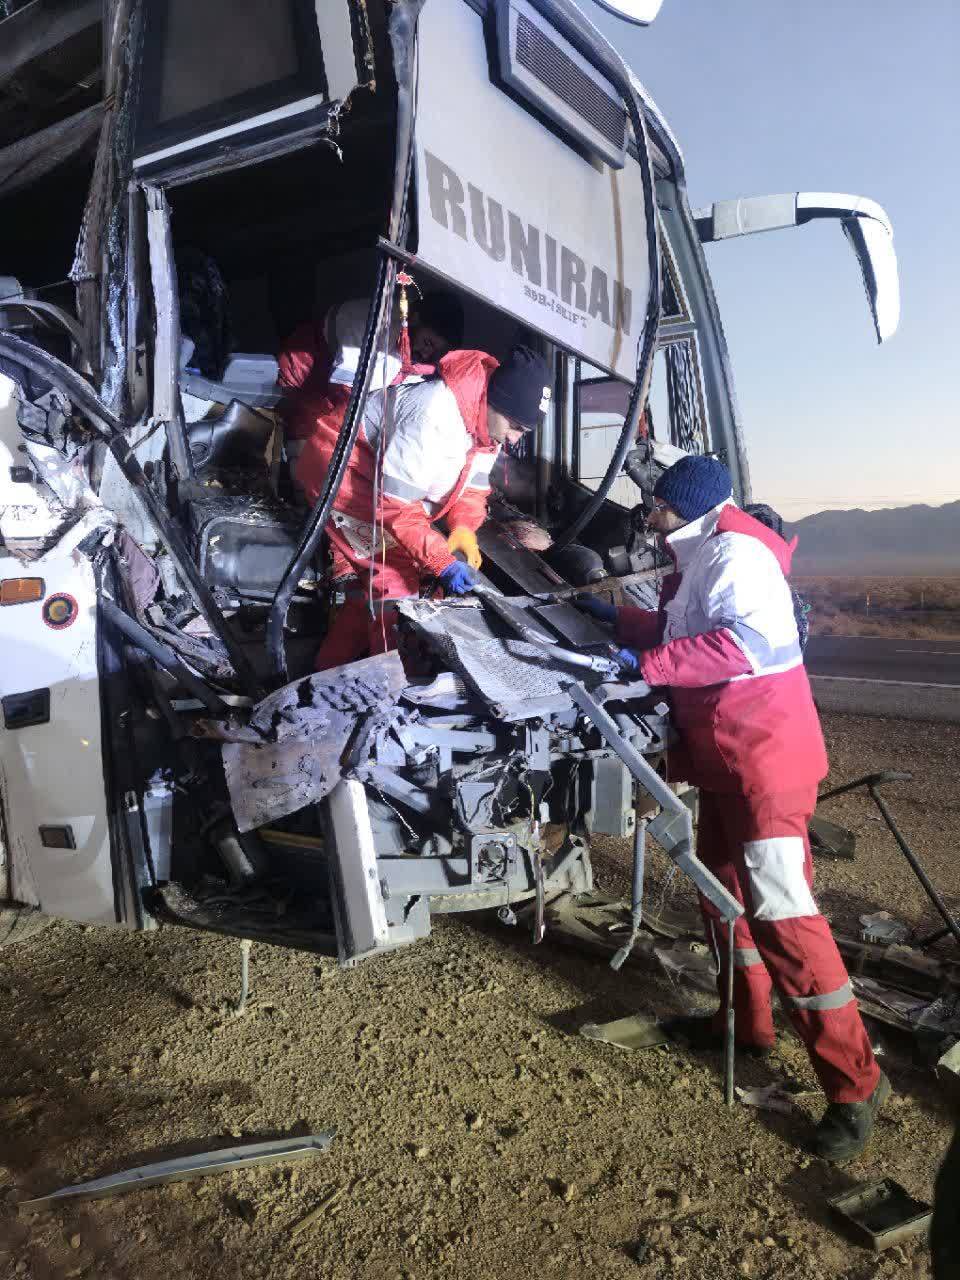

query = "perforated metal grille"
[397, 602, 571, 713]
[516, 13, 625, 149]
[665, 340, 707, 455]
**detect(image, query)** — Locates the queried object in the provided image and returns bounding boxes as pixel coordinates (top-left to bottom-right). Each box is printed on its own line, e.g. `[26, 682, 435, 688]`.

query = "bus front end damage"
[152, 580, 741, 966]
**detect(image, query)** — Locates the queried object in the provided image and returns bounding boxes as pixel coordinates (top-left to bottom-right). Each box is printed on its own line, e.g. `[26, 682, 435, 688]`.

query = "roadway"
[805, 635, 960, 721]
[805, 635, 960, 687]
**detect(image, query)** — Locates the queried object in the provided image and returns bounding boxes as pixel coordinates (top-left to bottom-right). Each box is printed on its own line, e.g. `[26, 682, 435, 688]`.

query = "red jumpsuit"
[288, 349, 499, 669]
[619, 502, 878, 1104]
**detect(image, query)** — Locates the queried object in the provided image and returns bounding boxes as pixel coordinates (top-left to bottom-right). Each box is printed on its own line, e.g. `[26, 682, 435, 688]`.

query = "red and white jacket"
[618, 500, 828, 796]
[291, 349, 500, 579]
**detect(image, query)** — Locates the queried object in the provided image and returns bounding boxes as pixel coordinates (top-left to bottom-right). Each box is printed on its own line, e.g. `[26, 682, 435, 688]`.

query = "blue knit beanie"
[653, 455, 732, 522]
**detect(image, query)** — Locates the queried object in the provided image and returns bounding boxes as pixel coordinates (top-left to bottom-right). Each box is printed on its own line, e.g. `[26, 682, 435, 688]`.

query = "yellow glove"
[447, 526, 482, 570]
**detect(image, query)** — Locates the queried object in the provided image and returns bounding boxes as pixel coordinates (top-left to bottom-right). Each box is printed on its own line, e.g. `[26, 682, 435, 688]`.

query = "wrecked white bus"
[0, 0, 898, 974]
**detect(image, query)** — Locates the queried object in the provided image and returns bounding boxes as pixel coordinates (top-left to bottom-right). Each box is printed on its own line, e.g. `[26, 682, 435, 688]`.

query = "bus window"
[571, 235, 710, 506]
[573, 357, 655, 507]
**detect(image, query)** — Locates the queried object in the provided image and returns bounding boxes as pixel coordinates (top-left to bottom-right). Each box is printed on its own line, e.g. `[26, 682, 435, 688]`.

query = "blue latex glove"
[575, 595, 617, 625]
[438, 561, 477, 596]
[613, 646, 641, 674]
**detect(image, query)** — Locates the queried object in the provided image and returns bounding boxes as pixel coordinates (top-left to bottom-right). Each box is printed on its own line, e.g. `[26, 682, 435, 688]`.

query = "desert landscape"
[776, 501, 960, 638]
[796, 576, 960, 640]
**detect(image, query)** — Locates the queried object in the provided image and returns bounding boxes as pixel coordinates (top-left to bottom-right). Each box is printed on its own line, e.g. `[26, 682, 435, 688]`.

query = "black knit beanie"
[487, 345, 549, 430]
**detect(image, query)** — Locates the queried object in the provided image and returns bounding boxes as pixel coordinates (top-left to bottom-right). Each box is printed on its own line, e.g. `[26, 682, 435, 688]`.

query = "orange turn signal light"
[0, 577, 44, 606]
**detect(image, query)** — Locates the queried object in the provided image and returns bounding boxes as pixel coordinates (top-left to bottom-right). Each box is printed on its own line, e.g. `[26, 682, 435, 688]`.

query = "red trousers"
[313, 542, 422, 671]
[696, 787, 879, 1104]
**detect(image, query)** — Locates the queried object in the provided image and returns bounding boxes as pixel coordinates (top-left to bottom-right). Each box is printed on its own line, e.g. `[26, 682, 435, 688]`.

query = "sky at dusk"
[591, 0, 959, 518]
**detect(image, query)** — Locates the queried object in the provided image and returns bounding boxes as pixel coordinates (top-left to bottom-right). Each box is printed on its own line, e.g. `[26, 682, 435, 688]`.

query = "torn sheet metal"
[735, 1080, 817, 1115]
[534, 601, 611, 649]
[23, 438, 101, 513]
[19, 1131, 336, 1211]
[655, 942, 718, 994]
[580, 1014, 669, 1051]
[936, 1039, 960, 1103]
[827, 1179, 932, 1252]
[852, 977, 960, 1039]
[860, 912, 911, 945]
[223, 652, 406, 832]
[397, 599, 577, 717]
[809, 813, 856, 860]
[0, 375, 71, 553]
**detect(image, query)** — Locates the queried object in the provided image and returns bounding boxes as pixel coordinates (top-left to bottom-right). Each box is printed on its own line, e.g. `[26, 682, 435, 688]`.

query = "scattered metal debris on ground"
[579, 1014, 669, 1051]
[18, 1132, 336, 1212]
[734, 1080, 818, 1115]
[827, 1178, 933, 1252]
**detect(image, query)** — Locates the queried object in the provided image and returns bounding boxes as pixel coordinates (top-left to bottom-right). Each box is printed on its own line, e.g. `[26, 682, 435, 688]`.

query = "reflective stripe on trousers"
[696, 787, 879, 1104]
[783, 981, 855, 1012]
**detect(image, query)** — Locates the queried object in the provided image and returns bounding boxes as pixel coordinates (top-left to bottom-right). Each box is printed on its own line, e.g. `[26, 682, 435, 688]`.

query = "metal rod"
[100, 597, 229, 715]
[0, 333, 262, 697]
[533, 855, 546, 945]
[610, 813, 646, 971]
[548, 2, 662, 550]
[818, 770, 913, 803]
[18, 1132, 336, 1211]
[233, 938, 252, 1016]
[376, 235, 418, 267]
[566, 680, 742, 923]
[143, 183, 194, 480]
[915, 925, 956, 949]
[630, 816, 646, 926]
[471, 582, 620, 677]
[869, 785, 960, 950]
[725, 917, 736, 1108]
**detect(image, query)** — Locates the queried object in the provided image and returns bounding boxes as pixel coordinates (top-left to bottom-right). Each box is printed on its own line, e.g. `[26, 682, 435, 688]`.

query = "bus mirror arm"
[693, 192, 900, 344]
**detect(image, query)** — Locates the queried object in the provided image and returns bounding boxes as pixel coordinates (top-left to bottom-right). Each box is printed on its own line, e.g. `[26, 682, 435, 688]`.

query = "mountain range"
[783, 500, 960, 574]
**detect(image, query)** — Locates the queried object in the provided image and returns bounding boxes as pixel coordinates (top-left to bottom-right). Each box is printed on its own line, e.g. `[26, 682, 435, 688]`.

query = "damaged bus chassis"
[0, 0, 916, 1099]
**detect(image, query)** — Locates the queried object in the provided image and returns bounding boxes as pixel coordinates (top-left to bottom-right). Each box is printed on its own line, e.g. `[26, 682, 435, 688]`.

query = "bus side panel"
[0, 380, 116, 923]
[0, 532, 117, 922]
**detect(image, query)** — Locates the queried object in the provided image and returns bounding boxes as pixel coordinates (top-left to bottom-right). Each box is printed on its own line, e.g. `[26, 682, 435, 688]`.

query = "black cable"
[100, 597, 229, 715]
[0, 332, 262, 697]
[265, 0, 426, 684]
[548, 4, 663, 549]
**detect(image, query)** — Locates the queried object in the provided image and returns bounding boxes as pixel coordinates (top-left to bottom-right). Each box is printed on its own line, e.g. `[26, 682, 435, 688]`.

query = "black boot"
[659, 1012, 774, 1059]
[813, 1073, 891, 1162]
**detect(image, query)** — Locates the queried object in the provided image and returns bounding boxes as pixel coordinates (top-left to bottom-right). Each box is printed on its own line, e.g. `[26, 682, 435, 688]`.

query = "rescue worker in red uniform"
[278, 293, 465, 477]
[278, 291, 465, 408]
[293, 343, 549, 669]
[582, 455, 889, 1161]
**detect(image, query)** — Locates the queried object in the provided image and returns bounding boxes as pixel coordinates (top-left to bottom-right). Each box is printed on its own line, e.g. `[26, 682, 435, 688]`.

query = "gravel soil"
[1, 713, 957, 1280]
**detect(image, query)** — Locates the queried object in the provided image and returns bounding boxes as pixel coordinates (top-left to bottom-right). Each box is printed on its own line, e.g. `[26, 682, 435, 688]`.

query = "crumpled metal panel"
[223, 652, 406, 833]
[397, 600, 574, 716]
[71, 0, 141, 406]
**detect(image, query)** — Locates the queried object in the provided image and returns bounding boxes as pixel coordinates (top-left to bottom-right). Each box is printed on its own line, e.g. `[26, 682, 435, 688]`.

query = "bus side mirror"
[589, 0, 665, 24]
[693, 192, 899, 344]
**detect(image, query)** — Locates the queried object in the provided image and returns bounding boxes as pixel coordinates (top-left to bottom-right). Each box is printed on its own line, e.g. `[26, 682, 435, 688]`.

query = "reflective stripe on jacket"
[618, 500, 828, 795]
[291, 349, 499, 578]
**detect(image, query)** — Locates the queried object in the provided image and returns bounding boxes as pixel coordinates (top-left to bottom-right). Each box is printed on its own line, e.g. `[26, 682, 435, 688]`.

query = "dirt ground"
[1, 712, 958, 1280]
